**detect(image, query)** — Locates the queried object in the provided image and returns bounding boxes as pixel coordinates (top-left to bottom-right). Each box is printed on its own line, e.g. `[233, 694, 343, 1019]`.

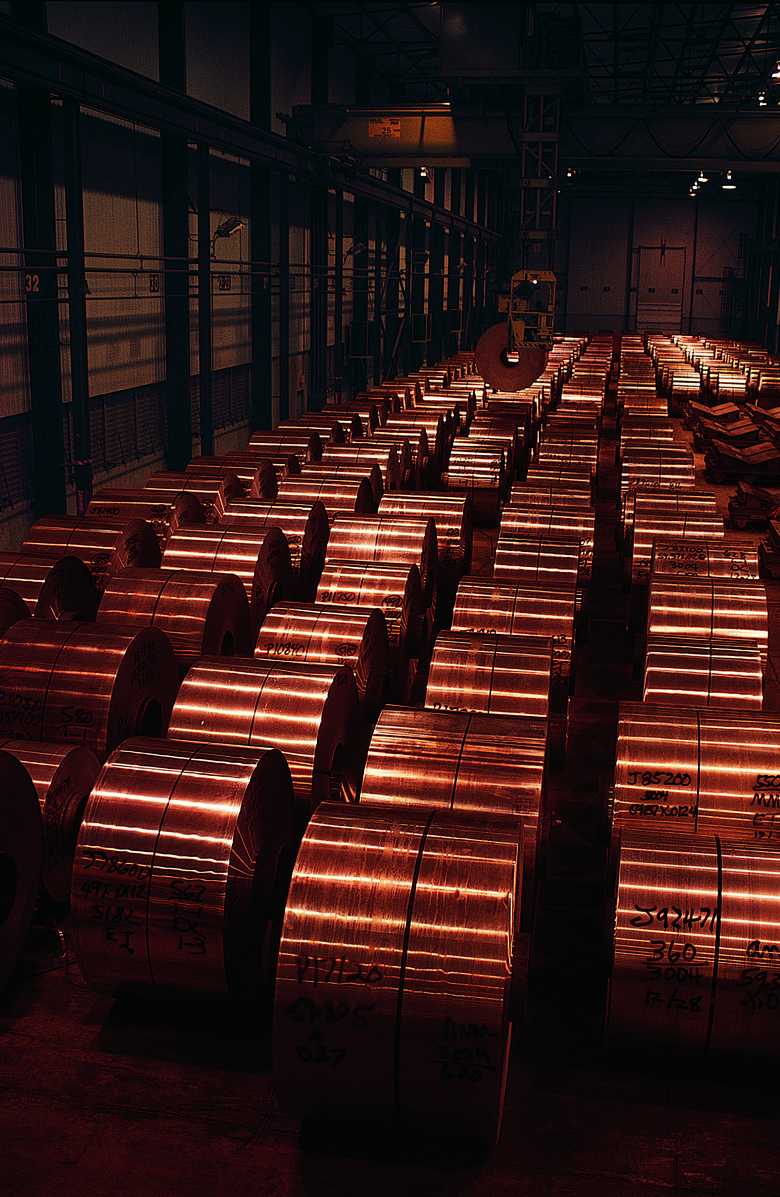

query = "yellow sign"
[368, 117, 401, 140]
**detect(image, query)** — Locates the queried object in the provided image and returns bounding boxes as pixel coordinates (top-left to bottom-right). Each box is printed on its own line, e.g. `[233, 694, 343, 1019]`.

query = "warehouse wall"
[564, 195, 756, 338]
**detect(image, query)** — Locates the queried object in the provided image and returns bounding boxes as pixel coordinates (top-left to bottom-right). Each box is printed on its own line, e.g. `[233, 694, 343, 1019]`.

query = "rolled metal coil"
[607, 828, 780, 1057]
[620, 488, 717, 554]
[493, 534, 582, 593]
[526, 464, 592, 496]
[536, 442, 599, 479]
[255, 602, 390, 722]
[208, 450, 301, 484]
[451, 577, 576, 706]
[651, 538, 759, 581]
[71, 737, 294, 1001]
[23, 516, 161, 595]
[442, 448, 505, 526]
[386, 411, 446, 476]
[97, 567, 252, 674]
[247, 429, 323, 463]
[509, 482, 592, 509]
[326, 400, 382, 433]
[187, 456, 279, 501]
[630, 512, 725, 589]
[0, 588, 33, 635]
[320, 443, 402, 492]
[364, 386, 404, 413]
[465, 431, 516, 483]
[218, 499, 329, 600]
[0, 552, 98, 620]
[300, 462, 384, 507]
[470, 415, 526, 474]
[273, 800, 520, 1142]
[278, 414, 354, 444]
[168, 658, 363, 832]
[325, 513, 437, 624]
[0, 740, 100, 903]
[642, 636, 763, 710]
[277, 474, 376, 522]
[426, 630, 552, 723]
[499, 504, 595, 584]
[317, 561, 424, 702]
[620, 446, 696, 498]
[0, 620, 179, 761]
[161, 524, 293, 636]
[0, 752, 41, 989]
[86, 488, 206, 552]
[377, 491, 473, 607]
[144, 470, 244, 523]
[367, 431, 414, 488]
[646, 576, 769, 669]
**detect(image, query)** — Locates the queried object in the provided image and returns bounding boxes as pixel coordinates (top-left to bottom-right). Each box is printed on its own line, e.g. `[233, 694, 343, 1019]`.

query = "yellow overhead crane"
[475, 269, 556, 392]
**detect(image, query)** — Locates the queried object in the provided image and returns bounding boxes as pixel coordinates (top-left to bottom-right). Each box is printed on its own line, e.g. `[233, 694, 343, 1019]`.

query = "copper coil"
[526, 464, 592, 494]
[620, 488, 717, 553]
[493, 535, 582, 594]
[273, 800, 520, 1143]
[470, 416, 526, 471]
[144, 469, 244, 523]
[499, 505, 596, 584]
[23, 516, 161, 595]
[364, 386, 403, 413]
[210, 450, 302, 483]
[510, 482, 592, 509]
[426, 630, 553, 724]
[0, 552, 98, 620]
[97, 567, 252, 674]
[187, 456, 279, 501]
[161, 524, 293, 636]
[300, 462, 384, 507]
[168, 658, 363, 832]
[451, 577, 576, 703]
[320, 443, 402, 492]
[218, 499, 329, 601]
[442, 449, 505, 526]
[255, 602, 390, 722]
[646, 576, 769, 668]
[0, 588, 32, 635]
[464, 431, 516, 481]
[386, 412, 446, 475]
[620, 446, 696, 497]
[326, 400, 382, 432]
[248, 429, 323, 463]
[317, 561, 424, 701]
[651, 538, 759, 582]
[369, 431, 417, 488]
[86, 488, 206, 552]
[0, 740, 100, 903]
[377, 491, 473, 605]
[325, 513, 438, 622]
[606, 828, 780, 1056]
[0, 751, 41, 990]
[416, 395, 463, 437]
[71, 737, 294, 1001]
[276, 474, 376, 523]
[629, 513, 725, 590]
[536, 442, 599, 478]
[0, 620, 179, 761]
[278, 415, 352, 444]
[642, 636, 763, 710]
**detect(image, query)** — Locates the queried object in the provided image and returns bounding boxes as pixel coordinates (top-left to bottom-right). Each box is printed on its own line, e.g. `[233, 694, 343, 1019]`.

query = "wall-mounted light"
[419, 166, 430, 180]
[722, 170, 736, 190]
[210, 216, 245, 257]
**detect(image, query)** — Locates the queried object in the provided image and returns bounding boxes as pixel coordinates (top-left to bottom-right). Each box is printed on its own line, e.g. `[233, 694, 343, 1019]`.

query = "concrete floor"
[3, 395, 780, 1196]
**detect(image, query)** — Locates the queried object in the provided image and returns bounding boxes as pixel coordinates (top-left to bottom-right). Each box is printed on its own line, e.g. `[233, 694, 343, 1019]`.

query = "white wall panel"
[0, 82, 29, 418]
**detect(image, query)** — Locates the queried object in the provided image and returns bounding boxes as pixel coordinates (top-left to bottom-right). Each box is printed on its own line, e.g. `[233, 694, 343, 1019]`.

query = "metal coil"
[386, 412, 446, 478]
[368, 432, 415, 488]
[326, 401, 382, 433]
[273, 800, 520, 1142]
[218, 499, 329, 601]
[509, 482, 591, 509]
[144, 470, 244, 524]
[187, 456, 279, 501]
[620, 488, 717, 554]
[470, 416, 526, 474]
[325, 513, 437, 621]
[278, 414, 354, 444]
[493, 535, 582, 592]
[207, 450, 301, 484]
[451, 577, 576, 704]
[526, 464, 592, 496]
[607, 829, 780, 1057]
[320, 443, 402, 492]
[620, 447, 696, 498]
[629, 513, 725, 589]
[426, 630, 552, 722]
[71, 737, 294, 1001]
[642, 636, 763, 710]
[646, 576, 768, 667]
[255, 602, 390, 722]
[377, 491, 473, 610]
[299, 462, 383, 506]
[317, 561, 424, 702]
[0, 620, 179, 761]
[86, 488, 206, 551]
[168, 658, 362, 832]
[465, 431, 516, 482]
[0, 752, 41, 990]
[0, 589, 32, 636]
[442, 449, 504, 526]
[499, 504, 595, 584]
[0, 552, 98, 620]
[161, 524, 293, 636]
[277, 474, 376, 521]
[651, 539, 759, 581]
[247, 429, 323, 463]
[23, 516, 161, 595]
[97, 567, 252, 674]
[0, 740, 100, 904]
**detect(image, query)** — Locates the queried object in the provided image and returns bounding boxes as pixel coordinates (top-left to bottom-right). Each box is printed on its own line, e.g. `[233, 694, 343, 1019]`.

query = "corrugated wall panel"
[46, 1, 159, 80]
[186, 2, 250, 120]
[0, 82, 29, 419]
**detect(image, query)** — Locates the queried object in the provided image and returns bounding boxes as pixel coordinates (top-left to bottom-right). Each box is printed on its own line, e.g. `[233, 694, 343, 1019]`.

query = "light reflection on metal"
[646, 576, 769, 668]
[86, 489, 206, 552]
[248, 429, 324, 463]
[217, 499, 329, 601]
[320, 443, 402, 492]
[277, 474, 376, 522]
[325, 514, 437, 625]
[23, 516, 161, 595]
[642, 636, 763, 709]
[299, 462, 384, 506]
[426, 630, 553, 722]
[187, 456, 279, 501]
[144, 470, 244, 524]
[0, 553, 97, 620]
[630, 512, 725, 589]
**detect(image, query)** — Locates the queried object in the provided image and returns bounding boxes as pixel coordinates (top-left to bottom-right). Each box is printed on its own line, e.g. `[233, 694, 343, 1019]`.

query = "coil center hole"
[220, 630, 235, 656]
[0, 852, 18, 929]
[136, 697, 163, 738]
[329, 743, 345, 802]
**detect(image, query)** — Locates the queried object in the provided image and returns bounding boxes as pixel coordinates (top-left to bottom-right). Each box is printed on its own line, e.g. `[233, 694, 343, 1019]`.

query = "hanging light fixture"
[698, 169, 708, 182]
[772, 60, 780, 79]
[759, 92, 768, 107]
[722, 170, 736, 190]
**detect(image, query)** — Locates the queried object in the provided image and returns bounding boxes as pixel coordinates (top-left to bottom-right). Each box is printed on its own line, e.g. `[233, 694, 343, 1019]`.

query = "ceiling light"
[419, 166, 430, 180]
[698, 170, 708, 182]
[722, 170, 736, 190]
[772, 61, 780, 79]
